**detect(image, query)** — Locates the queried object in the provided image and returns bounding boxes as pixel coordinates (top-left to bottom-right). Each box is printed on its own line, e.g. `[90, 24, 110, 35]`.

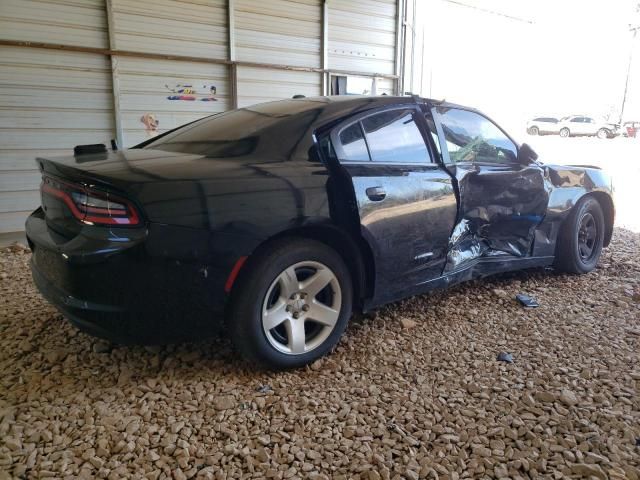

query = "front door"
[570, 116, 588, 135]
[431, 106, 549, 273]
[329, 106, 458, 302]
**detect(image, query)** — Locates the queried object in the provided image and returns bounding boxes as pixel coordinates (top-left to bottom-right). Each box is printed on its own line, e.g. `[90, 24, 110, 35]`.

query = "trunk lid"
[36, 149, 181, 236]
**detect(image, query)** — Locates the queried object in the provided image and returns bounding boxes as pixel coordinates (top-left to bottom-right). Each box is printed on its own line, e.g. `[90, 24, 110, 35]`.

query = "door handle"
[365, 186, 386, 201]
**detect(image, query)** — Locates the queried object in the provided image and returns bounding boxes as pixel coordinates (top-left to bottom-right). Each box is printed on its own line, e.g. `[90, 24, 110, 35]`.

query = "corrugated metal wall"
[235, 0, 323, 104]
[0, 0, 113, 233]
[237, 67, 321, 107]
[328, 0, 397, 75]
[235, 0, 321, 67]
[110, 0, 228, 58]
[0, 0, 403, 233]
[117, 57, 229, 146]
[0, 0, 108, 48]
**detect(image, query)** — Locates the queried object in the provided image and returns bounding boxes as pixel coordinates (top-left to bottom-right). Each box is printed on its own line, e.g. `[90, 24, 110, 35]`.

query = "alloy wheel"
[261, 261, 342, 355]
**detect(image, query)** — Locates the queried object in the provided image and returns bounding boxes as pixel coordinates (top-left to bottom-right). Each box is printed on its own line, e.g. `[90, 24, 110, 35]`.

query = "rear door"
[430, 106, 549, 273]
[328, 106, 458, 301]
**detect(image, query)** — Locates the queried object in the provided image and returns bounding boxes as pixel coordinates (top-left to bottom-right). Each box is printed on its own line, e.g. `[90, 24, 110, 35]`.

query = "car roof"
[251, 95, 480, 118]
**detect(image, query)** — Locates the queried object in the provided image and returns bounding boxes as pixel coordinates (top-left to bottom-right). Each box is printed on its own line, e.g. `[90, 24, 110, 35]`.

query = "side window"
[571, 117, 582, 123]
[436, 108, 517, 164]
[338, 123, 369, 161]
[361, 109, 430, 163]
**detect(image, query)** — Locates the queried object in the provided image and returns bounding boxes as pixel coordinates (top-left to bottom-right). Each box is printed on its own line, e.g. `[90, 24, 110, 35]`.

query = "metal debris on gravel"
[1, 229, 639, 479]
[496, 351, 514, 364]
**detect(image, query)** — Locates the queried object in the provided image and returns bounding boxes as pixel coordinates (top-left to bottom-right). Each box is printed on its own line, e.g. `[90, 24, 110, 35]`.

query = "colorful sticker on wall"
[165, 84, 218, 101]
[140, 113, 159, 137]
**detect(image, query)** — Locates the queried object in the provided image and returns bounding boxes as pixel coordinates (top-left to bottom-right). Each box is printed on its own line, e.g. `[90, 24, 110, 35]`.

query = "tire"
[554, 196, 605, 274]
[227, 238, 353, 369]
[597, 128, 609, 139]
[559, 128, 570, 138]
[529, 126, 539, 136]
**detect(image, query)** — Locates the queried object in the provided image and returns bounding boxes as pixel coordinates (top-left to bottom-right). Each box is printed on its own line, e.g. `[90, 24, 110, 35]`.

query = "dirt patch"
[1, 230, 639, 479]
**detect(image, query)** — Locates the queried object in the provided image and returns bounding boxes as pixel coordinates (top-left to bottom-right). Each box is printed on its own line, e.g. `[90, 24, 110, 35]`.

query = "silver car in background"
[526, 117, 560, 135]
[557, 115, 618, 139]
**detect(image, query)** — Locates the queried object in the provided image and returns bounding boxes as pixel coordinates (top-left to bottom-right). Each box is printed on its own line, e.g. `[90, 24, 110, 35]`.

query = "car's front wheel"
[228, 238, 353, 369]
[555, 196, 605, 274]
[597, 128, 610, 139]
[559, 127, 570, 138]
[529, 126, 539, 135]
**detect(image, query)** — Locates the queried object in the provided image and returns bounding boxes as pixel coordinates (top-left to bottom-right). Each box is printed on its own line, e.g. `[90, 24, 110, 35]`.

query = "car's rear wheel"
[597, 128, 609, 139]
[554, 196, 605, 274]
[529, 126, 539, 135]
[559, 127, 570, 138]
[228, 238, 352, 369]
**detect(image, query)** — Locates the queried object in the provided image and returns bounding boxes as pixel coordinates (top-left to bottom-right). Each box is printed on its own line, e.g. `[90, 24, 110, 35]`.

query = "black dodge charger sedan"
[26, 95, 614, 369]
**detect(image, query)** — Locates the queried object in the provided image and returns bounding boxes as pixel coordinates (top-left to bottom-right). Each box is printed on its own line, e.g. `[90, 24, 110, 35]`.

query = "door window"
[338, 123, 369, 161]
[436, 108, 517, 164]
[361, 109, 430, 164]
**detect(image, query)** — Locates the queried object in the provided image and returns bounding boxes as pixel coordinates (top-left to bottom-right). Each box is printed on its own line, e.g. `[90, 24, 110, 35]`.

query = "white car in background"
[557, 115, 618, 139]
[526, 117, 560, 135]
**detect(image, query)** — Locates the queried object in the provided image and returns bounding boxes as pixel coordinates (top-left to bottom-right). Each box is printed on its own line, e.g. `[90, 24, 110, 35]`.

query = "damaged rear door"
[430, 106, 549, 272]
[327, 106, 458, 302]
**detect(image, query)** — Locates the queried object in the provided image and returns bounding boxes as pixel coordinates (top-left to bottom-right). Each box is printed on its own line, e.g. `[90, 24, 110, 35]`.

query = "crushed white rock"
[1, 229, 639, 479]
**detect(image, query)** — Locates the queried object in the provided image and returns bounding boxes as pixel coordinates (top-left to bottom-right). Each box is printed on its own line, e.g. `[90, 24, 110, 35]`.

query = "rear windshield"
[533, 117, 558, 123]
[140, 99, 324, 156]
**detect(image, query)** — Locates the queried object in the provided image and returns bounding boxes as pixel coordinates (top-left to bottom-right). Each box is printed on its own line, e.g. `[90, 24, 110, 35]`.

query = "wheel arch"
[232, 223, 375, 312]
[587, 191, 614, 247]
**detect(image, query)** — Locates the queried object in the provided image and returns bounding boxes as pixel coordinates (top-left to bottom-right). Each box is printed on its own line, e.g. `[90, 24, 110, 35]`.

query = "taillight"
[41, 176, 140, 226]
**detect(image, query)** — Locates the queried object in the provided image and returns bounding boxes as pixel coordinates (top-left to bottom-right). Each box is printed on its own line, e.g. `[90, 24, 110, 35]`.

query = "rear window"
[140, 99, 324, 155]
[533, 117, 558, 123]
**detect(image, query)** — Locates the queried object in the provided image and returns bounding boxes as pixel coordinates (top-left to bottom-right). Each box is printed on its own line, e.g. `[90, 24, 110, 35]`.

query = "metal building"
[0, 0, 407, 234]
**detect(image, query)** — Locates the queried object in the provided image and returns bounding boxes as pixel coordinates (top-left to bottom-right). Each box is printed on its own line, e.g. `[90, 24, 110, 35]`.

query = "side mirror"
[517, 143, 538, 165]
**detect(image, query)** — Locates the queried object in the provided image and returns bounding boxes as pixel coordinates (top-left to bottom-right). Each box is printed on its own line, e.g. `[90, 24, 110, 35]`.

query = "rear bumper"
[31, 262, 134, 343]
[26, 209, 227, 344]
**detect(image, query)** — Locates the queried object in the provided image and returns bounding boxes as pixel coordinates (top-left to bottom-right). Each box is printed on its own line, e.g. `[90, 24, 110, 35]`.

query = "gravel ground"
[1, 229, 639, 480]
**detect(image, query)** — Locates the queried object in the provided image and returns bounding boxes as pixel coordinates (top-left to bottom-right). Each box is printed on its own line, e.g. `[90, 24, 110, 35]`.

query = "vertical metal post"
[419, 16, 425, 96]
[322, 0, 329, 95]
[228, 0, 238, 109]
[620, 26, 638, 123]
[394, 0, 404, 94]
[409, 0, 416, 95]
[230, 63, 238, 109]
[105, 0, 124, 148]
